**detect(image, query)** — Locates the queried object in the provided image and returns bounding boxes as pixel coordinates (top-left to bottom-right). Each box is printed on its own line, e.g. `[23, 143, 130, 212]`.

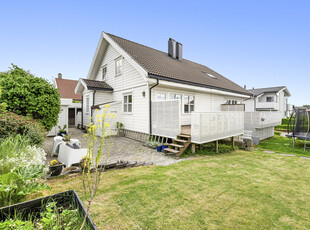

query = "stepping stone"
[278, 153, 295, 157]
[301, 156, 310, 160]
[264, 151, 275, 153]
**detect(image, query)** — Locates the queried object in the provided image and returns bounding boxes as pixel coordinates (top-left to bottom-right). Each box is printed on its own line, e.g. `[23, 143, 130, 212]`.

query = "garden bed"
[0, 190, 96, 229]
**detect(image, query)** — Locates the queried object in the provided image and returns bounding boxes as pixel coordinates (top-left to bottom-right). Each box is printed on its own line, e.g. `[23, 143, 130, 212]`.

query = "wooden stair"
[164, 133, 191, 157]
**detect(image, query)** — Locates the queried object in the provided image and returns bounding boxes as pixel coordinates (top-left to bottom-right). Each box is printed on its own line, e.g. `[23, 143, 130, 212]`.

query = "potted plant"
[156, 144, 162, 152]
[116, 122, 125, 137]
[49, 160, 64, 176]
[57, 124, 67, 136]
[62, 133, 71, 142]
[162, 143, 168, 152]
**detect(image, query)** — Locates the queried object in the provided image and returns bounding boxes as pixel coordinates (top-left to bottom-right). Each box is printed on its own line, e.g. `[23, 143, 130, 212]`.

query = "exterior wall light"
[142, 91, 146, 97]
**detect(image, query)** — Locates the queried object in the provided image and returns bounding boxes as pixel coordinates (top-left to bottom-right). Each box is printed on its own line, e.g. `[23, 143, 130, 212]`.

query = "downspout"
[91, 90, 97, 122]
[149, 79, 159, 135]
[81, 95, 84, 129]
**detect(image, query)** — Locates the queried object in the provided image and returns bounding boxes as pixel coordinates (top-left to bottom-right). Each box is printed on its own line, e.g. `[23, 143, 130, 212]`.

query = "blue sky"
[0, 0, 309, 105]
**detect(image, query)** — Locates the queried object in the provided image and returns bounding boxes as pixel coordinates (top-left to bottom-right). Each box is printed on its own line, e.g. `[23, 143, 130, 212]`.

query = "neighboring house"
[75, 32, 251, 154]
[244, 86, 292, 144]
[244, 86, 292, 117]
[47, 73, 82, 136]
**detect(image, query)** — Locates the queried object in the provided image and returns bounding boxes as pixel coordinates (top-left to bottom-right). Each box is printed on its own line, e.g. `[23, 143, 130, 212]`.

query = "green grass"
[31, 150, 310, 229]
[256, 131, 310, 157]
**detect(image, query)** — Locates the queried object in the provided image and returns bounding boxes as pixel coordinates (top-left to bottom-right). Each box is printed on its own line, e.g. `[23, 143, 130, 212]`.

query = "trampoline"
[286, 107, 310, 151]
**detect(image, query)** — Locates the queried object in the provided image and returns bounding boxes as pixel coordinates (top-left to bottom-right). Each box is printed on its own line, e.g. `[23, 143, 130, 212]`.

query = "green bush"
[0, 112, 46, 146]
[0, 165, 50, 207]
[183, 143, 238, 156]
[0, 64, 60, 131]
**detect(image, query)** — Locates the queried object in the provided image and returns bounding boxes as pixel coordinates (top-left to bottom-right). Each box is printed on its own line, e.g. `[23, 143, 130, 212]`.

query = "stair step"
[164, 148, 180, 154]
[169, 143, 184, 148]
[178, 134, 191, 138]
[173, 139, 188, 143]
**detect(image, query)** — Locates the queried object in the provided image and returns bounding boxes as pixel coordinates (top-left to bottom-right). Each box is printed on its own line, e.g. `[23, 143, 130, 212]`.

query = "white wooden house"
[47, 74, 82, 136]
[244, 86, 292, 143]
[75, 32, 251, 155]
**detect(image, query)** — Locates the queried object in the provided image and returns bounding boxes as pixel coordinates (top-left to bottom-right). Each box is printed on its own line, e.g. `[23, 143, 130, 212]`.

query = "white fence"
[244, 111, 282, 129]
[152, 100, 180, 138]
[191, 112, 244, 144]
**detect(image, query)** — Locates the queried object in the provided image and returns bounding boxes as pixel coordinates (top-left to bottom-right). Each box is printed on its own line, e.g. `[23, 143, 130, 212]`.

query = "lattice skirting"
[123, 129, 149, 142]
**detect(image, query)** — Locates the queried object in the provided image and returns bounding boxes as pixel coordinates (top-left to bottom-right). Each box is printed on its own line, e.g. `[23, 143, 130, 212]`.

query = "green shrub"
[0, 165, 50, 207]
[0, 135, 46, 175]
[0, 64, 60, 131]
[0, 112, 46, 146]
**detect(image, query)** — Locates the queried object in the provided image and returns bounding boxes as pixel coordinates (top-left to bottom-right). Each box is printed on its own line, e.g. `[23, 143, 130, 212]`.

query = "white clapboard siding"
[95, 92, 113, 105]
[82, 91, 93, 127]
[244, 111, 282, 129]
[191, 112, 244, 144]
[152, 100, 180, 138]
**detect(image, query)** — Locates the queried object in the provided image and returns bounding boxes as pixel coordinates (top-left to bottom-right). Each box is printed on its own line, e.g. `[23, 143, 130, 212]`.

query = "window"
[169, 93, 181, 100]
[115, 57, 122, 75]
[184, 95, 195, 113]
[123, 94, 132, 113]
[202, 71, 217, 79]
[85, 96, 90, 113]
[156, 93, 166, 100]
[266, 96, 274, 102]
[101, 66, 107, 80]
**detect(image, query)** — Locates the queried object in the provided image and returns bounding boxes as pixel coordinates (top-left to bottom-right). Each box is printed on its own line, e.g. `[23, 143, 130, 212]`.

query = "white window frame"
[156, 93, 167, 100]
[115, 57, 123, 76]
[184, 95, 195, 113]
[266, 96, 274, 102]
[85, 95, 90, 114]
[123, 94, 133, 113]
[101, 65, 107, 81]
[169, 93, 182, 100]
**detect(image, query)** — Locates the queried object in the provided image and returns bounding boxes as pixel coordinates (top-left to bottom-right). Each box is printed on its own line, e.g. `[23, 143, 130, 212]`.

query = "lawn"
[32, 150, 310, 229]
[256, 131, 310, 157]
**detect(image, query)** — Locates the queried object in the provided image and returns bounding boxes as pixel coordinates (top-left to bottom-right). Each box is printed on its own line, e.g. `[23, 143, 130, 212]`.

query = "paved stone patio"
[43, 128, 186, 166]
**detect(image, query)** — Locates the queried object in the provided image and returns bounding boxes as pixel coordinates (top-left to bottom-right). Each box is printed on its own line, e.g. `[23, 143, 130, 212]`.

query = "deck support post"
[191, 143, 196, 153]
[231, 137, 235, 148]
[215, 140, 218, 153]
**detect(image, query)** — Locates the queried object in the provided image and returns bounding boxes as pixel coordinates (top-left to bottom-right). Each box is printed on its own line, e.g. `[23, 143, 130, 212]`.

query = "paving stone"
[44, 128, 187, 166]
[264, 151, 275, 153]
[278, 153, 296, 157]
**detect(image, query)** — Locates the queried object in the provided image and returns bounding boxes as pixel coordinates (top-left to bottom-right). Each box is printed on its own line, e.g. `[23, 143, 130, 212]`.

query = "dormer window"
[101, 66, 107, 80]
[115, 57, 122, 76]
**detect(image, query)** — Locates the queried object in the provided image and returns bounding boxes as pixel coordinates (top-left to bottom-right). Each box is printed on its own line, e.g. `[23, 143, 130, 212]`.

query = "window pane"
[169, 94, 174, 100]
[128, 95, 132, 103]
[124, 104, 127, 112]
[184, 96, 189, 104]
[190, 96, 195, 104]
[157, 94, 166, 100]
[190, 105, 194, 112]
[184, 104, 189, 113]
[128, 104, 132, 112]
[124, 95, 127, 103]
[176, 94, 181, 100]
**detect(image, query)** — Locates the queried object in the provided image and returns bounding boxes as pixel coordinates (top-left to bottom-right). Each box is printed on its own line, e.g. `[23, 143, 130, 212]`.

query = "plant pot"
[58, 131, 67, 136]
[0, 190, 97, 229]
[156, 145, 162, 152]
[49, 164, 64, 176]
[162, 145, 168, 152]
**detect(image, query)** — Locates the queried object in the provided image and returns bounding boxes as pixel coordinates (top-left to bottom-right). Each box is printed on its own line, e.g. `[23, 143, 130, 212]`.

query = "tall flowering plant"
[80, 104, 115, 229]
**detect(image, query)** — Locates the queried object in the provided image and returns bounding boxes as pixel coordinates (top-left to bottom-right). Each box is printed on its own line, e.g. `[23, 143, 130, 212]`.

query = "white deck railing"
[256, 102, 279, 110]
[244, 111, 282, 129]
[152, 100, 180, 138]
[191, 112, 244, 144]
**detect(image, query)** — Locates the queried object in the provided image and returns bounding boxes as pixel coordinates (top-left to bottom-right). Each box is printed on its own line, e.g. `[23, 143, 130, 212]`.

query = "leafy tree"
[0, 64, 60, 131]
[0, 88, 7, 113]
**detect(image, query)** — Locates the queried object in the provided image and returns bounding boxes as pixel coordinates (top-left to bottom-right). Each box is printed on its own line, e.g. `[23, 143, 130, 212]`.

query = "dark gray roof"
[248, 86, 288, 96]
[82, 79, 113, 91]
[107, 33, 251, 96]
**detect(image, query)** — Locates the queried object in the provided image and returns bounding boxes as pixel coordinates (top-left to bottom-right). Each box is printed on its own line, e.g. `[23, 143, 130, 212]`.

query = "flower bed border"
[0, 190, 97, 229]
